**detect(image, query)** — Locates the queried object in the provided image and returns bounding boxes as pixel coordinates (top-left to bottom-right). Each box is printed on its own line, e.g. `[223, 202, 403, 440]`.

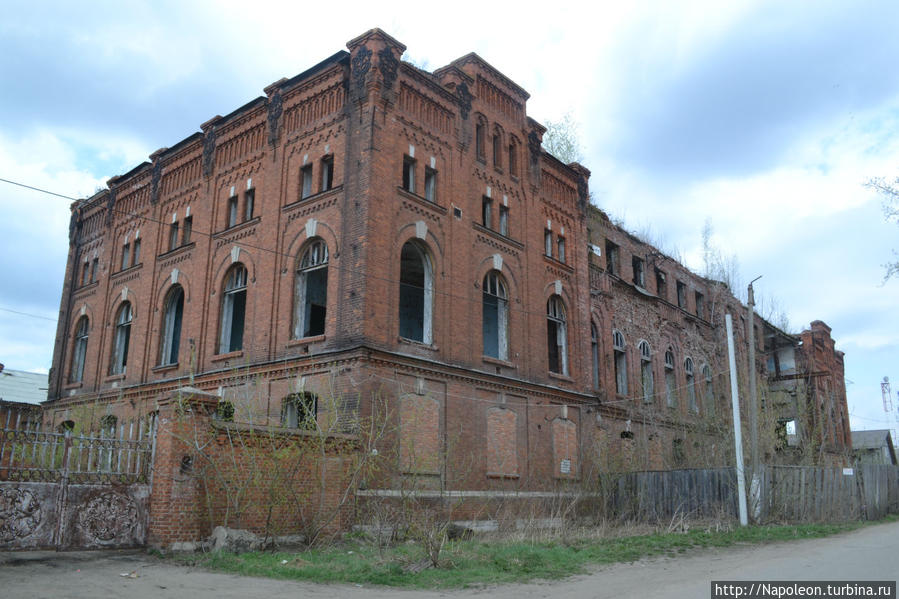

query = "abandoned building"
[36, 28, 852, 545]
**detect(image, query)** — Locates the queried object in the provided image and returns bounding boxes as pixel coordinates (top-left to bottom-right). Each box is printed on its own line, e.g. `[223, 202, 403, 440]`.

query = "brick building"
[44, 29, 851, 538]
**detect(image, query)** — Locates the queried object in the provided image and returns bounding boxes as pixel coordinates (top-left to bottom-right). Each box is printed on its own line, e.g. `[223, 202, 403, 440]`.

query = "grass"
[168, 517, 895, 589]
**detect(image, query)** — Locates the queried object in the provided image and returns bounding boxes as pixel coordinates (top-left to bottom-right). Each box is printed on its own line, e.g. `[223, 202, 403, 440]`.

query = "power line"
[0, 177, 79, 201]
[0, 307, 57, 322]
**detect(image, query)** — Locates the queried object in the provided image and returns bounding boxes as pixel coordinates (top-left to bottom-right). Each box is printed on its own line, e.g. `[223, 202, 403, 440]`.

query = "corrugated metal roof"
[0, 369, 48, 405]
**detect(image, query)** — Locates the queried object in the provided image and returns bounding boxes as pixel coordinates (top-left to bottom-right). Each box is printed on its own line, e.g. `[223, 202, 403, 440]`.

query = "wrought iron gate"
[0, 418, 155, 550]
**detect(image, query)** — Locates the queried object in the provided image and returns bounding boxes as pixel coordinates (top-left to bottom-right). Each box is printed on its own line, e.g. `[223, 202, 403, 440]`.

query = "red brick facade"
[44, 29, 852, 541]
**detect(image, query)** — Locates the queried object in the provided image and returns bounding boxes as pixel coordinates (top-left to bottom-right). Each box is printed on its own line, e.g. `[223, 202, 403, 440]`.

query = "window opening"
[546, 296, 568, 375]
[294, 239, 328, 338]
[219, 265, 247, 353]
[482, 271, 509, 360]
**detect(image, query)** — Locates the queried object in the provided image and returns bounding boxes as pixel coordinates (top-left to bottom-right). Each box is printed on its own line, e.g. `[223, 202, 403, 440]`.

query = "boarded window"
[487, 407, 518, 477]
[400, 394, 440, 474]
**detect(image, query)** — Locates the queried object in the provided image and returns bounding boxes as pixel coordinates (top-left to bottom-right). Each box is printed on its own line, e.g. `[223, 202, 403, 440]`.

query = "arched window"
[294, 239, 328, 338]
[703, 364, 714, 416]
[70, 316, 89, 383]
[546, 296, 567, 375]
[475, 119, 486, 160]
[159, 285, 184, 366]
[492, 127, 503, 168]
[219, 264, 247, 353]
[110, 302, 132, 375]
[399, 241, 433, 343]
[591, 322, 599, 389]
[685, 357, 697, 413]
[482, 271, 508, 360]
[613, 330, 627, 395]
[664, 348, 676, 407]
[508, 138, 519, 177]
[639, 340, 653, 403]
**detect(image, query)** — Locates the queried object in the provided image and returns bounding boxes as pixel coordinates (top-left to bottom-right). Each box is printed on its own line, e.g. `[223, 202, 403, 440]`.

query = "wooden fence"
[602, 464, 899, 524]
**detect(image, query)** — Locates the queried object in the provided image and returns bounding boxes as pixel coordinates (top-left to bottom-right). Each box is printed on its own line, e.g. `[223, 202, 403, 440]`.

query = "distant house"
[851, 429, 897, 465]
[0, 364, 47, 429]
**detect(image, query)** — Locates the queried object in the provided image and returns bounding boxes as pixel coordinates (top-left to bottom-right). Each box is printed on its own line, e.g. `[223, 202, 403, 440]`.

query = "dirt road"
[2, 521, 897, 599]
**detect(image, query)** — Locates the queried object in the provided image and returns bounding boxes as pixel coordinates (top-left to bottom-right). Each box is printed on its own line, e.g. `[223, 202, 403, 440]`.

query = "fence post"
[52, 430, 73, 548]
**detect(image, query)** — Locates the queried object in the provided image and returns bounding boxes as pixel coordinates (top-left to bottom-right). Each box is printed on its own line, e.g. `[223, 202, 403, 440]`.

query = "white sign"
[842, 468, 854, 476]
[560, 459, 571, 474]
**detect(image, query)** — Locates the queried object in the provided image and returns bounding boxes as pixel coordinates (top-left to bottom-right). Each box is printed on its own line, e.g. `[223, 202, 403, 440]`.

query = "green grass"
[171, 519, 887, 589]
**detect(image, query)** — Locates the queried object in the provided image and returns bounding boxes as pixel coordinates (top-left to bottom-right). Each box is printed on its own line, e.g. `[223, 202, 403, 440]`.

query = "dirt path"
[2, 521, 898, 599]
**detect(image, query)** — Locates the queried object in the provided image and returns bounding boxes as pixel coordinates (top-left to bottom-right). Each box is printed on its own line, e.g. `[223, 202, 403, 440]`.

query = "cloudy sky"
[1, 1, 897, 434]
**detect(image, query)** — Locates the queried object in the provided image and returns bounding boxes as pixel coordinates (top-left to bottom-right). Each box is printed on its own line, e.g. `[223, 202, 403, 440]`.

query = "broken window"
[90, 258, 98, 283]
[695, 291, 705, 319]
[676, 280, 687, 309]
[120, 242, 130, 270]
[402, 155, 416, 193]
[499, 205, 509, 236]
[632, 255, 645, 288]
[244, 188, 255, 221]
[399, 240, 433, 343]
[475, 121, 485, 160]
[591, 322, 600, 390]
[665, 348, 676, 407]
[544, 229, 553, 258]
[182, 215, 192, 245]
[493, 128, 502, 168]
[613, 330, 627, 395]
[110, 301, 132, 375]
[321, 156, 333, 192]
[282, 392, 317, 430]
[70, 316, 89, 383]
[159, 285, 184, 366]
[546, 295, 568, 375]
[424, 167, 437, 202]
[673, 438, 685, 465]
[227, 194, 239, 228]
[557, 236, 566, 263]
[639, 340, 653, 403]
[81, 261, 90, 286]
[169, 222, 180, 251]
[508, 140, 518, 177]
[656, 268, 667, 300]
[300, 164, 313, 199]
[294, 238, 328, 338]
[606, 240, 619, 275]
[685, 357, 697, 413]
[482, 197, 493, 229]
[482, 271, 508, 360]
[219, 264, 247, 353]
[703, 364, 714, 416]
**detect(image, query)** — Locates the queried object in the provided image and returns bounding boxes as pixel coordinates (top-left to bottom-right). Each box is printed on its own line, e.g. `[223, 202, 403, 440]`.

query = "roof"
[852, 429, 894, 450]
[0, 368, 48, 405]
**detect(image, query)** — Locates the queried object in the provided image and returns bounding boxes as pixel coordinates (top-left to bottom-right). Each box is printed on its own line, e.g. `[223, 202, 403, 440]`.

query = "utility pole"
[726, 313, 748, 526]
[747, 275, 762, 521]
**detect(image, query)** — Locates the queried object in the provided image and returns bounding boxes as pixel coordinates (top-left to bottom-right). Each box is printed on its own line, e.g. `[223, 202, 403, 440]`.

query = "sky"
[0, 0, 897, 435]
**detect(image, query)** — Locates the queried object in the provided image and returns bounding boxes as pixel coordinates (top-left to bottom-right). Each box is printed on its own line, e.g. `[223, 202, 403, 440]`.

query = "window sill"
[398, 337, 438, 351]
[152, 363, 179, 374]
[283, 185, 343, 212]
[287, 334, 326, 347]
[543, 255, 573, 271]
[211, 350, 244, 363]
[482, 356, 516, 369]
[214, 216, 260, 238]
[548, 372, 573, 383]
[104, 373, 126, 383]
[63, 381, 84, 390]
[111, 263, 142, 279]
[397, 187, 447, 215]
[471, 223, 524, 250]
[157, 242, 196, 260]
[74, 281, 99, 293]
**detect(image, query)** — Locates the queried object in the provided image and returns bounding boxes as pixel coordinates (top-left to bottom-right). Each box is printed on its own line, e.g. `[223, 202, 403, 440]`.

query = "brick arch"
[211, 247, 257, 286]
[284, 220, 340, 266]
[103, 287, 139, 326]
[394, 222, 444, 261]
[474, 255, 520, 300]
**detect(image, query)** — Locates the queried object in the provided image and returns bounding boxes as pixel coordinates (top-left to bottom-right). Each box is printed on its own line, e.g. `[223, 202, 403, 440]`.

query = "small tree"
[865, 176, 899, 281]
[542, 112, 584, 164]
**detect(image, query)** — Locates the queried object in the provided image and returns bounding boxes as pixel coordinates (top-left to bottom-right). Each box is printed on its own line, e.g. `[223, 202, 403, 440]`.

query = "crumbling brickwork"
[44, 29, 852, 541]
